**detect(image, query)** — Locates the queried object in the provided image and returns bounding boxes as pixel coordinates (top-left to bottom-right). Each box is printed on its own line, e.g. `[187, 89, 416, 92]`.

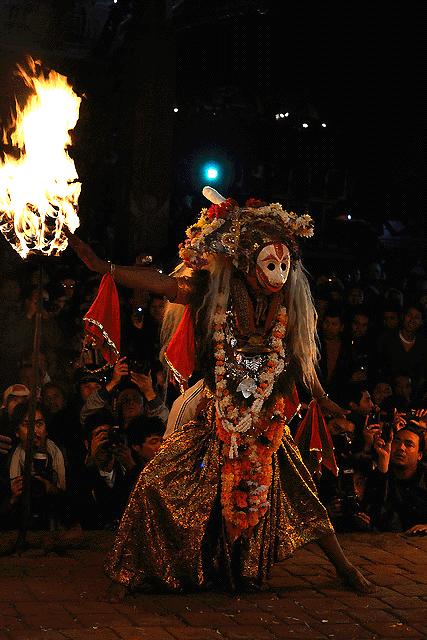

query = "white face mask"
[256, 243, 291, 292]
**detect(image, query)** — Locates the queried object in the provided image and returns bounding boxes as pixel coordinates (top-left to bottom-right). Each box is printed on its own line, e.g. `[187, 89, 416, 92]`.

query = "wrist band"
[109, 261, 116, 280]
[315, 392, 329, 400]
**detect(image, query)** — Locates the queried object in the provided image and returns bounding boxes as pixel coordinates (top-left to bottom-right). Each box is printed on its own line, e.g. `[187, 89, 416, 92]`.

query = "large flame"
[0, 58, 81, 258]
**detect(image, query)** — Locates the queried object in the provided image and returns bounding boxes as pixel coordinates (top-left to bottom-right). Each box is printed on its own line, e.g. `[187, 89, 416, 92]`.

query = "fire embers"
[0, 57, 81, 258]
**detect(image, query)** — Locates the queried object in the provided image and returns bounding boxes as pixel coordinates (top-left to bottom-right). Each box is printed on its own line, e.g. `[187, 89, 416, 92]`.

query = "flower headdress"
[179, 187, 314, 272]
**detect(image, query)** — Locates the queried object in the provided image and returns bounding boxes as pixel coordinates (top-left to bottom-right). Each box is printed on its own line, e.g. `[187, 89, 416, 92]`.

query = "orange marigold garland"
[213, 295, 289, 541]
[218, 399, 287, 541]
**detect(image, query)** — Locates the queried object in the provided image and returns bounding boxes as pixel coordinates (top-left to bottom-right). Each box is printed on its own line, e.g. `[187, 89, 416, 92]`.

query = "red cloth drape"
[83, 273, 120, 363]
[294, 400, 338, 479]
[164, 305, 195, 392]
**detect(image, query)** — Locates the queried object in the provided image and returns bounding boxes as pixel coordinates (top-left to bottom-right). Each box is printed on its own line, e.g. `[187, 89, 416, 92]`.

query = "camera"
[133, 307, 144, 322]
[339, 468, 362, 516]
[332, 433, 353, 459]
[107, 426, 126, 447]
[367, 409, 381, 426]
[127, 358, 151, 376]
[341, 493, 362, 516]
[32, 453, 48, 477]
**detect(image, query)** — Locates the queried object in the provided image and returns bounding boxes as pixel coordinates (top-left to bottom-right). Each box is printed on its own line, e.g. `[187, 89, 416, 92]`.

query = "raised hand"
[131, 371, 156, 401]
[64, 228, 107, 274]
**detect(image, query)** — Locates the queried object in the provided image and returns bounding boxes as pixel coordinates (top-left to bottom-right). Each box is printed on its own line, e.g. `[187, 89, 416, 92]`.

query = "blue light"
[206, 166, 218, 180]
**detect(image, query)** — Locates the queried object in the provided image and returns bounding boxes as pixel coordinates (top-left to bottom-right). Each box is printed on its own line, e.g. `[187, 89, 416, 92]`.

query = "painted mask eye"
[267, 263, 275, 271]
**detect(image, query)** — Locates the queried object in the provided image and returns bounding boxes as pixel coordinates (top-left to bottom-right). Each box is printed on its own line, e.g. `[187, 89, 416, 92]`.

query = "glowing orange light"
[0, 58, 81, 258]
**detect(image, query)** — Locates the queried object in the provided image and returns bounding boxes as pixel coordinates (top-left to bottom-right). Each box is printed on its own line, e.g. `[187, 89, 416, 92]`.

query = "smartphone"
[381, 421, 393, 443]
[405, 410, 418, 421]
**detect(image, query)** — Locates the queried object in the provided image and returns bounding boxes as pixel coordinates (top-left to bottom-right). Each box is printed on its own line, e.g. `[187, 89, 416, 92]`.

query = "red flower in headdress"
[245, 199, 267, 208]
[207, 199, 236, 220]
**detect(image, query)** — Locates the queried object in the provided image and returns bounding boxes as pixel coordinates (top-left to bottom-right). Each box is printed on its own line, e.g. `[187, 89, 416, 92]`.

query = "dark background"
[1, 1, 425, 275]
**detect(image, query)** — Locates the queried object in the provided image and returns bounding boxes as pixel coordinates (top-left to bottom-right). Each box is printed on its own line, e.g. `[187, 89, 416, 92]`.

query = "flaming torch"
[0, 57, 81, 256]
[0, 57, 82, 552]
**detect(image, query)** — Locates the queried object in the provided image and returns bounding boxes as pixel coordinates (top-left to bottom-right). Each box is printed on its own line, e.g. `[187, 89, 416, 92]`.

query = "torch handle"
[16, 265, 44, 553]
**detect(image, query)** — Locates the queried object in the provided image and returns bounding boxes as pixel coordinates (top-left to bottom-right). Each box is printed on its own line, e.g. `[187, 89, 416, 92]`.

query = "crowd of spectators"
[0, 253, 171, 533]
[307, 260, 427, 535]
[1, 250, 427, 537]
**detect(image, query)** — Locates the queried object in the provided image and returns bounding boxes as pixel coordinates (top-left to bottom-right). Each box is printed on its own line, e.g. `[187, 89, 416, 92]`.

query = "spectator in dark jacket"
[69, 408, 137, 530]
[371, 424, 427, 534]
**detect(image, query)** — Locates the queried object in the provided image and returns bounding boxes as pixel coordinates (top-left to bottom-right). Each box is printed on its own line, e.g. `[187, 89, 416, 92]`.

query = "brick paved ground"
[1, 531, 427, 640]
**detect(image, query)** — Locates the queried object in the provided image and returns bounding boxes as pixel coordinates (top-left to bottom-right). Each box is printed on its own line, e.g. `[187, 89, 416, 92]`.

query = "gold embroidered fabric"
[104, 397, 334, 591]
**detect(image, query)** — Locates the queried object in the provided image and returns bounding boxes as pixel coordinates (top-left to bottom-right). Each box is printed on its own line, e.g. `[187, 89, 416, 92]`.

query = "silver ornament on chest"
[237, 377, 258, 398]
[236, 354, 263, 398]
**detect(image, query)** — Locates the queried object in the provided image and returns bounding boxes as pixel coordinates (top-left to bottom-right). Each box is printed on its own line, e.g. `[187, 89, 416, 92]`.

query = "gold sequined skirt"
[104, 401, 334, 591]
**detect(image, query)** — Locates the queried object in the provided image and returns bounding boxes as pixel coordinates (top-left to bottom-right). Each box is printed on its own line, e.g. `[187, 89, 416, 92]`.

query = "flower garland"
[220, 399, 286, 541]
[178, 198, 314, 270]
[179, 199, 235, 269]
[213, 295, 289, 540]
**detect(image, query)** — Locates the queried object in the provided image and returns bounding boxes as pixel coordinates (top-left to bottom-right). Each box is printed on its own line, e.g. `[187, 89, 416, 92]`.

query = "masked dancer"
[68, 187, 375, 597]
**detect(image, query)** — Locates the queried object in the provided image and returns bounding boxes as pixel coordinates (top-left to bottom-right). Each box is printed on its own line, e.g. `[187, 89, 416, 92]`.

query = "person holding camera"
[317, 416, 380, 533]
[70, 408, 138, 530]
[342, 382, 385, 460]
[322, 461, 378, 533]
[370, 423, 427, 534]
[80, 356, 169, 429]
[8, 400, 66, 530]
[393, 407, 427, 437]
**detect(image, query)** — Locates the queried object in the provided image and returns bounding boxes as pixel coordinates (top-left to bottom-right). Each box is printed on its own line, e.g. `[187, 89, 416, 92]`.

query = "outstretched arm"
[310, 369, 348, 418]
[66, 231, 178, 300]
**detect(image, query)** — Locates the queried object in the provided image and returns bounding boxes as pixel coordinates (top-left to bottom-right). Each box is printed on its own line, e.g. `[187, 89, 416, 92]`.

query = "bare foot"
[43, 525, 84, 554]
[337, 564, 376, 594]
[61, 524, 84, 542]
[100, 582, 130, 603]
